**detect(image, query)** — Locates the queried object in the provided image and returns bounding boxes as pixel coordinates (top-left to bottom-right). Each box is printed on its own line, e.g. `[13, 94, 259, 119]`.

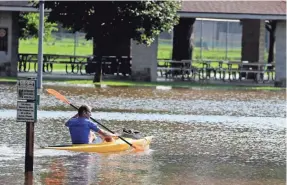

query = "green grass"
[0, 77, 16, 82]
[1, 77, 284, 91]
[18, 38, 270, 72]
[19, 38, 93, 56]
[157, 44, 243, 61]
[20, 38, 245, 60]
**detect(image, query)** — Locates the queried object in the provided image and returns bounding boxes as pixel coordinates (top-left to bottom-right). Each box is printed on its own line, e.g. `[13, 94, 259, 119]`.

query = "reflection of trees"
[40, 159, 66, 185]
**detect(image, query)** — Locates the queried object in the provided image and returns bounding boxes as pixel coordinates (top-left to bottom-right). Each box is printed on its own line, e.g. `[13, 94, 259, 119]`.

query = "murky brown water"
[0, 84, 286, 185]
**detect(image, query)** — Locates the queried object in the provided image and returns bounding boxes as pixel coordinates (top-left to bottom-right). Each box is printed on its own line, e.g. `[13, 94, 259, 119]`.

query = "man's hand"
[104, 136, 114, 142]
[110, 133, 119, 137]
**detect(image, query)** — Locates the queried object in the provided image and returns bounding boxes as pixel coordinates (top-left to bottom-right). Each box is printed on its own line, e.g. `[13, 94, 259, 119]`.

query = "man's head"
[78, 105, 92, 118]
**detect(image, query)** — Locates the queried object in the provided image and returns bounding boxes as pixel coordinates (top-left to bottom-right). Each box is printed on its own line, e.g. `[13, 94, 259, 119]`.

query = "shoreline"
[0, 76, 285, 91]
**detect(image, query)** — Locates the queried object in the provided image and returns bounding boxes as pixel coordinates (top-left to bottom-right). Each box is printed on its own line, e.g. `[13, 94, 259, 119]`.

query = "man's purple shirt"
[65, 117, 99, 144]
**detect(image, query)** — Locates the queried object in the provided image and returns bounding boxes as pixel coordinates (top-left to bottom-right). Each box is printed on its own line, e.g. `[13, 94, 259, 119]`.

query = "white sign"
[17, 80, 36, 100]
[16, 101, 36, 122]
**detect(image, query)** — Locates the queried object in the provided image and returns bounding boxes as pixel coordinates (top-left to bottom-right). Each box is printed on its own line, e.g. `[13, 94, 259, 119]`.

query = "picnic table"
[218, 61, 275, 82]
[18, 53, 132, 76]
[157, 59, 276, 83]
[157, 59, 193, 80]
[18, 53, 90, 74]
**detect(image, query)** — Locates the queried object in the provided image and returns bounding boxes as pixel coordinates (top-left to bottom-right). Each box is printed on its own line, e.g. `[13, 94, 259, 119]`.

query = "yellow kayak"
[44, 136, 153, 153]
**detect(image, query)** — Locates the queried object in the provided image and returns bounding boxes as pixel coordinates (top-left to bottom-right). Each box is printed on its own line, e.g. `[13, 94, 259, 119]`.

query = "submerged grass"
[0, 77, 285, 91]
[0, 77, 17, 82]
[96, 80, 285, 91]
[0, 104, 174, 115]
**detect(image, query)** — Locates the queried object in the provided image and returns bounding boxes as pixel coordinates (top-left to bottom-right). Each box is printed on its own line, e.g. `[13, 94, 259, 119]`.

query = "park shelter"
[181, 1, 286, 86]
[0, 1, 38, 76]
[132, 1, 286, 86]
[0, 1, 286, 86]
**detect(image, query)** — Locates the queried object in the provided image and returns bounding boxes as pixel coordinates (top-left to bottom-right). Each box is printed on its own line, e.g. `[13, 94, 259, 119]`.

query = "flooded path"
[0, 84, 286, 185]
[1, 84, 286, 117]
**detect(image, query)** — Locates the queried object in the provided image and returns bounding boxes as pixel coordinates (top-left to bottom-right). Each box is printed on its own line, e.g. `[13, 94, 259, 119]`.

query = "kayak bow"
[44, 136, 153, 153]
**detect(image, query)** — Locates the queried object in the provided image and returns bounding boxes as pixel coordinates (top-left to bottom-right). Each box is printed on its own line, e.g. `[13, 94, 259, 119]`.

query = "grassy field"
[19, 38, 245, 60]
[19, 38, 269, 71]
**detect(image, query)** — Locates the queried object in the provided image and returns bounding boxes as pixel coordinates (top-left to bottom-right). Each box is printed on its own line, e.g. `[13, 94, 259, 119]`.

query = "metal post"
[24, 170, 33, 185]
[74, 31, 78, 58]
[226, 21, 229, 60]
[200, 20, 203, 59]
[212, 21, 215, 50]
[17, 78, 38, 185]
[25, 122, 34, 173]
[37, 0, 44, 89]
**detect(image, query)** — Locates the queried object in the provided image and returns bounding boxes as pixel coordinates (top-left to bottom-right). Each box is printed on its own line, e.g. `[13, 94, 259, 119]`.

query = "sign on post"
[16, 79, 37, 123]
[17, 80, 36, 101]
[16, 102, 36, 122]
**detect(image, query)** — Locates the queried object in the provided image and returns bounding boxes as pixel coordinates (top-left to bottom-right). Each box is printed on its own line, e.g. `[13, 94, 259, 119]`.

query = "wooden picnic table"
[157, 59, 192, 80]
[239, 61, 275, 82]
[156, 59, 276, 83]
[18, 53, 91, 74]
[219, 61, 276, 82]
[191, 60, 218, 80]
[18, 53, 132, 76]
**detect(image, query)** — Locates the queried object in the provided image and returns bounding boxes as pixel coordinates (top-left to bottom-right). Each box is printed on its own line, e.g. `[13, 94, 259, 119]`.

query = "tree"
[265, 20, 277, 69]
[18, 12, 58, 41]
[36, 1, 181, 81]
[171, 18, 195, 77]
[172, 18, 195, 60]
[41, 1, 180, 45]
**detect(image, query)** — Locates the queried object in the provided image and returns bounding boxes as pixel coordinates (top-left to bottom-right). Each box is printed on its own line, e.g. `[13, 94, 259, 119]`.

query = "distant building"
[0, 1, 38, 76]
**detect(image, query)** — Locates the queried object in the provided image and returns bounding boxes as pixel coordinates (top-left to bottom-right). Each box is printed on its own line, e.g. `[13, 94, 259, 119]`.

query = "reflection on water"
[0, 84, 285, 185]
[35, 152, 156, 185]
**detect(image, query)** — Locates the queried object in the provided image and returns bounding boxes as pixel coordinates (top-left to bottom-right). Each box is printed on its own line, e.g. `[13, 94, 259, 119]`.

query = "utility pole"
[37, 0, 44, 89]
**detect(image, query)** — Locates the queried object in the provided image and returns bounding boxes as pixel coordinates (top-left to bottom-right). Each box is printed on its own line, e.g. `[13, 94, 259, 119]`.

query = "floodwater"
[0, 84, 286, 185]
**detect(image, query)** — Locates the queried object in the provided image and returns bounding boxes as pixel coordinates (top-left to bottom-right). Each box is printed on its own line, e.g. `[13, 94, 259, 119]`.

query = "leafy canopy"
[19, 12, 58, 41]
[40, 1, 181, 45]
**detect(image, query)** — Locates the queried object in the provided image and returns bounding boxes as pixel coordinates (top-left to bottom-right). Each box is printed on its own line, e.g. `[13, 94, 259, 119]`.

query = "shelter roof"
[180, 1, 287, 20]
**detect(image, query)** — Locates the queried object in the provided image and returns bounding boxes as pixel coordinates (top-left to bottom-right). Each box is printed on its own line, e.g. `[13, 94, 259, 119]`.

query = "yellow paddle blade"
[46, 89, 71, 105]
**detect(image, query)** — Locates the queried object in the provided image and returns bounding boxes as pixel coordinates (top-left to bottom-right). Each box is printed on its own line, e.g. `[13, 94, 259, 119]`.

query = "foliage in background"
[18, 13, 58, 41]
[36, 1, 181, 46]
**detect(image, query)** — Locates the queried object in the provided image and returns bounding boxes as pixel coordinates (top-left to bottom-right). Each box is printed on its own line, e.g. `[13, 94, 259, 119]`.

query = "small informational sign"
[17, 80, 36, 101]
[16, 101, 36, 122]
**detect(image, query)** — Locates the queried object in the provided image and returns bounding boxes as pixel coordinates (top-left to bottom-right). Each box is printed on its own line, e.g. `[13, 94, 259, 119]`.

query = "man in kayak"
[65, 105, 116, 144]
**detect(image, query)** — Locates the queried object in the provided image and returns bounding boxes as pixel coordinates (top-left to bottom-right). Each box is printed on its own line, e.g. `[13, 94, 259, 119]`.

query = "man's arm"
[97, 128, 117, 137]
[88, 121, 117, 137]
